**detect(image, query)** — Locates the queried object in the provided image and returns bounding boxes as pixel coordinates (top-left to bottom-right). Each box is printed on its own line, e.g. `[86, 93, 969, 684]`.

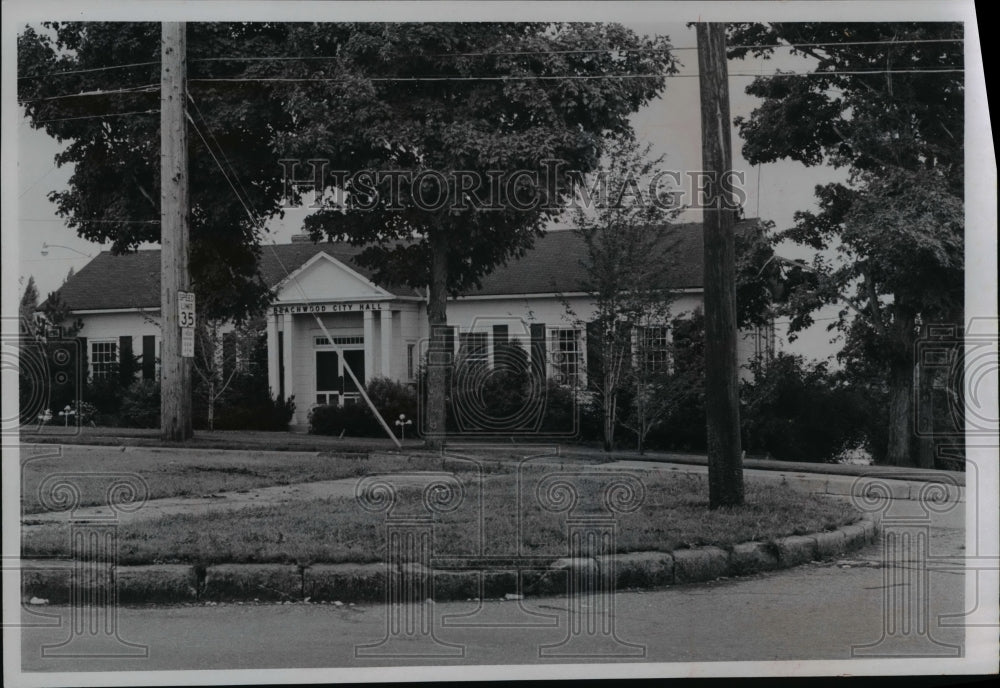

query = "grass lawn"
[22, 472, 861, 565]
[20, 446, 523, 514]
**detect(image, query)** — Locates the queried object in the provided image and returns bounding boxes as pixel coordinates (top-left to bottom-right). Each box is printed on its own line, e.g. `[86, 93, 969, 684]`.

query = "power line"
[187, 37, 964, 61]
[18, 163, 59, 199]
[187, 68, 962, 85]
[186, 91, 257, 217]
[23, 64, 963, 112]
[18, 60, 160, 80]
[185, 111, 261, 231]
[19, 217, 160, 223]
[726, 37, 963, 52]
[16, 36, 963, 83]
[26, 108, 159, 125]
[189, 37, 965, 62]
[20, 85, 158, 104]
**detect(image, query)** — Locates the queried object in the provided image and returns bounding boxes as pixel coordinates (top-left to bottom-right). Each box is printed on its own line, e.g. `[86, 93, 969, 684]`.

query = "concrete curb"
[21, 517, 880, 605]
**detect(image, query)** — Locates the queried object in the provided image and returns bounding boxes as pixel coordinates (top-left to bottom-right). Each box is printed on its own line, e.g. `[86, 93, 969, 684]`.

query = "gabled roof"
[47, 219, 759, 312]
[468, 220, 759, 296]
[47, 241, 422, 311]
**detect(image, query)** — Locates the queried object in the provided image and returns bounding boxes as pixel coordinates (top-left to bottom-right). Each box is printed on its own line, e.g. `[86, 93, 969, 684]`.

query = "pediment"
[273, 252, 391, 303]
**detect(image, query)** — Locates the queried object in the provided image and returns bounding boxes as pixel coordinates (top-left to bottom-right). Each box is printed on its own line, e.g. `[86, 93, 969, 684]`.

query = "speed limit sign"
[178, 291, 196, 329]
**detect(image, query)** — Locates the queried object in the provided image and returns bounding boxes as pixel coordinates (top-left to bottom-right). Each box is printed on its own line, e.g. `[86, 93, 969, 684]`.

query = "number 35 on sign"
[178, 291, 196, 328]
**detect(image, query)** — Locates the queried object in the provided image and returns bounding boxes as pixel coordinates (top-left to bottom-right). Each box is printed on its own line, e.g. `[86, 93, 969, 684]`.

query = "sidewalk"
[19, 426, 965, 485]
[20, 453, 963, 531]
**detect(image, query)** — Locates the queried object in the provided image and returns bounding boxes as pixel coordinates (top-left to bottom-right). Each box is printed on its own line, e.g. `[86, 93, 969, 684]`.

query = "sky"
[9, 3, 983, 364]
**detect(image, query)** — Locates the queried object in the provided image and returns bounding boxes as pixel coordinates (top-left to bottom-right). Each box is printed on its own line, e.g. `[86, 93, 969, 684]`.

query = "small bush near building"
[365, 377, 419, 426]
[309, 378, 417, 438]
[538, 380, 581, 434]
[213, 393, 296, 432]
[117, 379, 161, 428]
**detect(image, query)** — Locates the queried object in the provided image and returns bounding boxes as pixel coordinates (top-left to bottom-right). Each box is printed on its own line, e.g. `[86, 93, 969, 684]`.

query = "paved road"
[19, 498, 974, 673]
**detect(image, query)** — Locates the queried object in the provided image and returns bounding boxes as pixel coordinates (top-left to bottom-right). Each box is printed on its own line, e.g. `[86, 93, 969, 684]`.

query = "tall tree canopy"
[282, 23, 675, 293]
[18, 22, 300, 321]
[269, 23, 676, 444]
[728, 22, 964, 466]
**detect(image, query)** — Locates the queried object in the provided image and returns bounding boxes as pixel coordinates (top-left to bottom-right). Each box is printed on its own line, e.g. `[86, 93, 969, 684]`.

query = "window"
[458, 332, 489, 370]
[637, 325, 671, 374]
[407, 343, 416, 380]
[549, 329, 581, 386]
[91, 340, 118, 380]
[315, 335, 364, 346]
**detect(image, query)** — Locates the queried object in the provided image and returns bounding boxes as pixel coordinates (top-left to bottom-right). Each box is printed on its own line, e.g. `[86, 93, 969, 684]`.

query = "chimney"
[290, 233, 313, 244]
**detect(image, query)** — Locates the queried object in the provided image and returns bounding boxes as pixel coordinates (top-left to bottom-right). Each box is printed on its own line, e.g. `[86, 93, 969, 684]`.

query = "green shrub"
[117, 379, 161, 429]
[740, 353, 869, 461]
[214, 393, 295, 431]
[364, 377, 418, 425]
[309, 378, 415, 437]
[309, 403, 380, 437]
[538, 380, 580, 434]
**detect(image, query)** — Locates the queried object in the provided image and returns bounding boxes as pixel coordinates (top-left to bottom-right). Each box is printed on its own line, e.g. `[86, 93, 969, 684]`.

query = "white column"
[380, 308, 393, 379]
[266, 313, 279, 396]
[282, 312, 295, 402]
[363, 310, 374, 384]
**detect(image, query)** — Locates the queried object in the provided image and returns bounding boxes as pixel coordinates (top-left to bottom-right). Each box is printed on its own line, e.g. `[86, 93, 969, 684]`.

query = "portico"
[264, 251, 426, 425]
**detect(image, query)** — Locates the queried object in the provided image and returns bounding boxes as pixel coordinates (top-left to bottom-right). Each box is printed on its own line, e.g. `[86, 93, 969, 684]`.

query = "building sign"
[272, 302, 386, 315]
[181, 326, 195, 358]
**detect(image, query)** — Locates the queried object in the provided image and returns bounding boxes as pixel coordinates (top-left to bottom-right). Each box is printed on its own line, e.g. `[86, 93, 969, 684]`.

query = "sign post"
[160, 21, 193, 440]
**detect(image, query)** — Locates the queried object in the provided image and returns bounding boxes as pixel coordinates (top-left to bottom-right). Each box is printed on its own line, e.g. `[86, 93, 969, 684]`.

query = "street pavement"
[18, 496, 974, 672]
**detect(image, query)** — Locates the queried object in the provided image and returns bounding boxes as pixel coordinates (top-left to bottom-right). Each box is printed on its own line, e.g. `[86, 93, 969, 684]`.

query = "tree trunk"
[886, 357, 916, 466]
[602, 367, 616, 452]
[424, 233, 449, 450]
[207, 384, 215, 432]
[916, 323, 937, 468]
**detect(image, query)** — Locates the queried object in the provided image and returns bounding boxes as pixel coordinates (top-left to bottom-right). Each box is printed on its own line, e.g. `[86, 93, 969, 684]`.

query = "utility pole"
[160, 22, 192, 440]
[696, 22, 743, 508]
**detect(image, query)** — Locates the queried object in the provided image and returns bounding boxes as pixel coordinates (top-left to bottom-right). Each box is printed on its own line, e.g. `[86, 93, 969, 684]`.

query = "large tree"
[727, 22, 964, 466]
[281, 23, 677, 447]
[18, 22, 300, 321]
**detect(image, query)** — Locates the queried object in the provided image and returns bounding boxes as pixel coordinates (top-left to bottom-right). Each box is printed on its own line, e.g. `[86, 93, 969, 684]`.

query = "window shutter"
[77, 337, 88, 381]
[530, 323, 546, 379]
[492, 324, 508, 367]
[444, 326, 455, 359]
[119, 336, 133, 384]
[142, 335, 156, 380]
[585, 321, 602, 390]
[222, 332, 236, 381]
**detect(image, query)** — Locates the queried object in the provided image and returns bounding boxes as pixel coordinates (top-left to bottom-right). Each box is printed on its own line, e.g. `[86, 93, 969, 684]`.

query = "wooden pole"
[160, 22, 192, 440]
[696, 22, 743, 507]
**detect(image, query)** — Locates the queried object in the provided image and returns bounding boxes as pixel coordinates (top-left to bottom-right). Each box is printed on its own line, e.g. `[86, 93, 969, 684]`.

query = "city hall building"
[47, 221, 774, 427]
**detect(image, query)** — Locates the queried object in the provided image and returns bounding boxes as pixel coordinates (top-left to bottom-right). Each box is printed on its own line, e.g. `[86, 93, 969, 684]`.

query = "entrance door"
[315, 350, 340, 406]
[343, 349, 365, 395]
[315, 348, 366, 406]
